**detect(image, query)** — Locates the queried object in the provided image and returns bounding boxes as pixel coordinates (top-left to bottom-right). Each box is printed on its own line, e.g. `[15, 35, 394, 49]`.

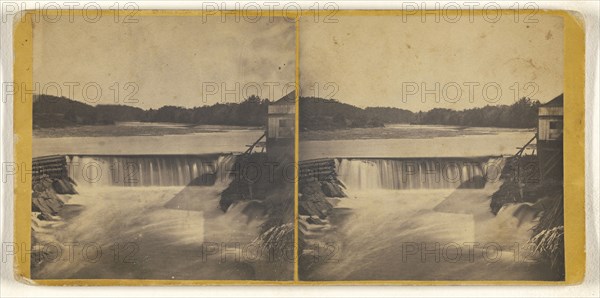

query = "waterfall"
[337, 157, 503, 190]
[66, 154, 236, 187]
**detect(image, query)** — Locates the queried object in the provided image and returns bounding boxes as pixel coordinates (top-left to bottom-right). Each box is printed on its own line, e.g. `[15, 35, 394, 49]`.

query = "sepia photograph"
[297, 13, 566, 281]
[29, 14, 296, 280]
[8, 6, 587, 289]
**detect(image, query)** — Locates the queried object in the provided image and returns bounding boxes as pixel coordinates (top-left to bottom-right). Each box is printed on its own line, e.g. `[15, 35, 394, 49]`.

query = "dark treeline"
[33, 94, 269, 128]
[34, 94, 540, 130]
[142, 96, 267, 126]
[412, 98, 540, 128]
[299, 97, 540, 130]
[300, 97, 417, 131]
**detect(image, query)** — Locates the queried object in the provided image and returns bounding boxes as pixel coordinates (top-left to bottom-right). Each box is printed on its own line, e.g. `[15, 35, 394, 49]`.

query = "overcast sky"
[34, 14, 564, 112]
[33, 16, 296, 109]
[300, 15, 564, 111]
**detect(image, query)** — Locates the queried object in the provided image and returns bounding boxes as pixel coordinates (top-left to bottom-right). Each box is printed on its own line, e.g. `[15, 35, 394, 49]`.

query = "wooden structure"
[243, 133, 266, 155]
[266, 91, 295, 161]
[538, 94, 564, 141]
[537, 94, 563, 181]
[299, 158, 336, 182]
[267, 91, 295, 139]
[515, 133, 538, 157]
[32, 155, 68, 181]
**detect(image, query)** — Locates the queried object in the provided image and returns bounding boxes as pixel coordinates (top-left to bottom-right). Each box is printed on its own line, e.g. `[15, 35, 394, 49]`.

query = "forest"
[299, 96, 540, 130]
[33, 94, 540, 130]
[33, 94, 268, 128]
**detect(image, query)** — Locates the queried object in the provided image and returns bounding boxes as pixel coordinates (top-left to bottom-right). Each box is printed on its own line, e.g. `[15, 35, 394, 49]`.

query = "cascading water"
[337, 157, 502, 190]
[32, 153, 279, 280]
[66, 154, 234, 187]
[302, 156, 556, 281]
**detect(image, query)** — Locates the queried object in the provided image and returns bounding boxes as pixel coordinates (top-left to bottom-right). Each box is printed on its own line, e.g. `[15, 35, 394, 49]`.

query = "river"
[299, 126, 556, 281]
[31, 124, 293, 280]
[300, 125, 536, 160]
[33, 122, 264, 157]
[32, 123, 545, 280]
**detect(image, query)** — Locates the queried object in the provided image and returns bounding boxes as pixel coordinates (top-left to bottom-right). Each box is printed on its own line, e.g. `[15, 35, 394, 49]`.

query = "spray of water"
[303, 157, 555, 281]
[32, 154, 273, 280]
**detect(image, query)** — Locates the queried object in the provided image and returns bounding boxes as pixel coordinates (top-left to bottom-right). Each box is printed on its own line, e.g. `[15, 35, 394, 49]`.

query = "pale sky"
[33, 16, 296, 109]
[33, 14, 564, 112]
[300, 15, 564, 111]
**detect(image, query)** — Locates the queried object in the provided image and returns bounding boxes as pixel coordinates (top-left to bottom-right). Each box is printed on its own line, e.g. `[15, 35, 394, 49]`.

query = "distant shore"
[300, 124, 535, 141]
[33, 122, 263, 138]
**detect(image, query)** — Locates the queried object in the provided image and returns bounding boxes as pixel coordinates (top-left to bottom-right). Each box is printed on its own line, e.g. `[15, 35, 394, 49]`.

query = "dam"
[31, 152, 296, 280]
[66, 154, 234, 187]
[30, 94, 297, 280]
[298, 154, 557, 281]
[336, 157, 502, 190]
[33, 154, 235, 187]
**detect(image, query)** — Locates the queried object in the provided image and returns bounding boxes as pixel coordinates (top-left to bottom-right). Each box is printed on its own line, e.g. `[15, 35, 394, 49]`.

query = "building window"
[549, 121, 563, 130]
[279, 118, 294, 127]
[278, 118, 294, 138]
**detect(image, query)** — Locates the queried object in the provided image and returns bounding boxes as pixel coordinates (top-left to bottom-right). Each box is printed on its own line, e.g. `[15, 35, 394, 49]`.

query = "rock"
[241, 200, 268, 223]
[300, 182, 327, 203]
[32, 196, 51, 215]
[32, 176, 54, 192]
[52, 178, 77, 194]
[38, 188, 60, 201]
[298, 198, 332, 218]
[65, 176, 78, 186]
[46, 196, 64, 213]
[219, 184, 244, 212]
[37, 212, 54, 221]
[32, 185, 64, 220]
[298, 201, 315, 216]
[320, 181, 346, 198]
[320, 181, 334, 197]
[300, 181, 323, 197]
[314, 199, 333, 215]
[32, 196, 57, 216]
[307, 216, 326, 225]
[334, 177, 347, 190]
[458, 176, 486, 189]
[188, 173, 217, 186]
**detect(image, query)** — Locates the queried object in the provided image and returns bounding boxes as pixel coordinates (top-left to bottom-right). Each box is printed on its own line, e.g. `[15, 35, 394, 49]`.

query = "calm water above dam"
[33, 123, 534, 158]
[300, 125, 535, 160]
[33, 122, 264, 157]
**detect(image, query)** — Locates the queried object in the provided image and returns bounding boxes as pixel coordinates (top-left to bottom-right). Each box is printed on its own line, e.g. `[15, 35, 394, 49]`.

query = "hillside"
[33, 94, 541, 130]
[33, 94, 268, 129]
[299, 96, 540, 130]
[33, 95, 146, 128]
[299, 97, 411, 130]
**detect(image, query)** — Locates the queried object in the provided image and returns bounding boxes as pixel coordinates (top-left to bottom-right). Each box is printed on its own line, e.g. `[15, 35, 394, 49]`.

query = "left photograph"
[29, 14, 295, 280]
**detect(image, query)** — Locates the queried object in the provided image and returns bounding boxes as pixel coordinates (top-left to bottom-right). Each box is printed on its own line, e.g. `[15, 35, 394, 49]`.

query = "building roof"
[542, 94, 563, 107]
[271, 91, 295, 105]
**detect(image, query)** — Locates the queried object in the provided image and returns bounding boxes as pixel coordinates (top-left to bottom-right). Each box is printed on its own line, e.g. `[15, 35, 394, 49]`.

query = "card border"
[13, 9, 585, 286]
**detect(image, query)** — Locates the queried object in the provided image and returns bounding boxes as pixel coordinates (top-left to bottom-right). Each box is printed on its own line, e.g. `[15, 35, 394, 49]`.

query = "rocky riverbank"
[298, 174, 347, 276]
[217, 152, 295, 279]
[31, 174, 78, 270]
[32, 175, 77, 221]
[490, 155, 565, 279]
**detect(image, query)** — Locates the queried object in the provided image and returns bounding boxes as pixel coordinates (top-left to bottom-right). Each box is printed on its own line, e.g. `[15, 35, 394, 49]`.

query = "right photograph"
[297, 14, 565, 281]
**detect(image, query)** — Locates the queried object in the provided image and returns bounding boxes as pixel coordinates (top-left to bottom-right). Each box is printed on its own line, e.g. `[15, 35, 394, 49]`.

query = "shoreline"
[300, 125, 535, 141]
[33, 122, 263, 138]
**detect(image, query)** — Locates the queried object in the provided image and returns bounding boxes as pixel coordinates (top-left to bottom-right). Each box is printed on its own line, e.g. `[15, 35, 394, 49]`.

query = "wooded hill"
[299, 96, 540, 130]
[33, 94, 540, 130]
[33, 94, 268, 128]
